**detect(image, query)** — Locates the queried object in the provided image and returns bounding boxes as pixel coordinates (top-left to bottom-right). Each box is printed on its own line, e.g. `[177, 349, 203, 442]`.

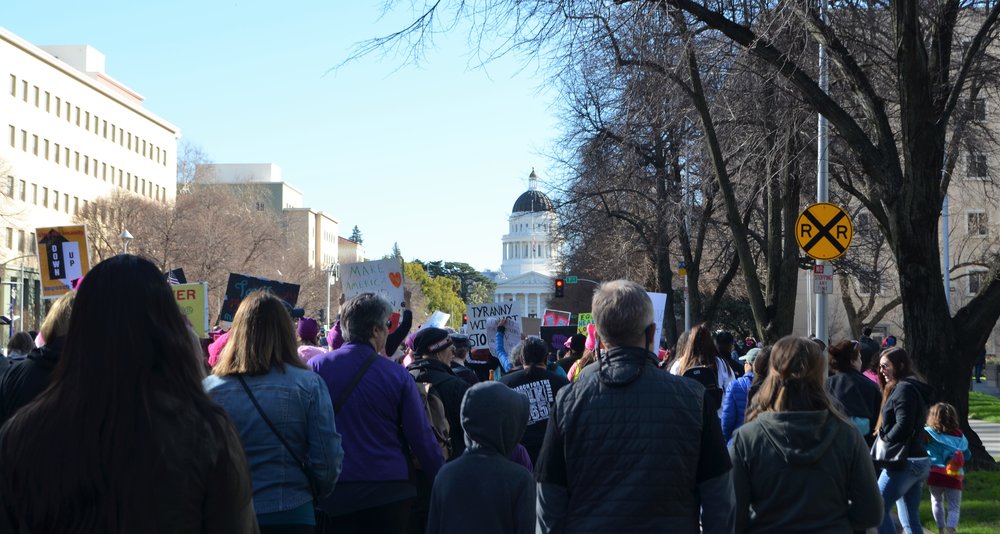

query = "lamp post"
[322, 263, 340, 329]
[119, 229, 134, 254]
[0, 253, 38, 338]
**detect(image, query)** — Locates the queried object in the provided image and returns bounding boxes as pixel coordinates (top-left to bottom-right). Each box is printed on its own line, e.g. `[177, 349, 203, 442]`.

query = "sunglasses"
[879, 362, 890, 369]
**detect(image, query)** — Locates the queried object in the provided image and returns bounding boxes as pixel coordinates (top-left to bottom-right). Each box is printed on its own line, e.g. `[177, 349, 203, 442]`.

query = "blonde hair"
[40, 291, 75, 342]
[213, 290, 305, 376]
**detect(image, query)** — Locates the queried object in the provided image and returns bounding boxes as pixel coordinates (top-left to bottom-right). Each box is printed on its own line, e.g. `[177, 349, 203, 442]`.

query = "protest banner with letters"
[341, 258, 405, 308]
[647, 292, 668, 347]
[218, 273, 300, 327]
[542, 309, 572, 327]
[174, 283, 209, 338]
[35, 225, 91, 299]
[576, 312, 594, 334]
[465, 303, 521, 356]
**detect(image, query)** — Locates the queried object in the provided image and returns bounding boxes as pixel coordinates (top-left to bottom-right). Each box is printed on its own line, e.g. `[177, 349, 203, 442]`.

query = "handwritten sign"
[542, 309, 572, 327]
[648, 292, 668, 347]
[35, 225, 91, 299]
[466, 303, 521, 356]
[341, 258, 405, 308]
[577, 312, 593, 334]
[423, 310, 451, 330]
[218, 273, 300, 327]
[174, 282, 209, 338]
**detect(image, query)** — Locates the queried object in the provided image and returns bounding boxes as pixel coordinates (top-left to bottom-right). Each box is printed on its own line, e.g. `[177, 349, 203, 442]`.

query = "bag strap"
[236, 375, 309, 473]
[334, 353, 378, 412]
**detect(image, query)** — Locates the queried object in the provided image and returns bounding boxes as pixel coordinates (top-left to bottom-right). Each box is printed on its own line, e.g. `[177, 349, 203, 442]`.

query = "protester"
[464, 347, 502, 382]
[713, 329, 744, 377]
[730, 336, 883, 532]
[408, 327, 471, 458]
[206, 291, 344, 533]
[0, 254, 258, 532]
[746, 346, 771, 408]
[310, 293, 444, 533]
[0, 291, 74, 425]
[826, 339, 882, 444]
[670, 323, 737, 412]
[972, 346, 987, 384]
[500, 336, 569, 463]
[720, 347, 759, 445]
[296, 317, 326, 362]
[554, 333, 585, 373]
[535, 280, 734, 533]
[875, 347, 932, 534]
[427, 382, 534, 534]
[4, 331, 34, 366]
[924, 402, 971, 534]
[385, 304, 413, 358]
[859, 327, 881, 374]
[448, 333, 479, 385]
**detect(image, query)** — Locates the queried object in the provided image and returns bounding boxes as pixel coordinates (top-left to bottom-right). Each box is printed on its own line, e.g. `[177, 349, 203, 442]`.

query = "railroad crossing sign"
[795, 203, 854, 261]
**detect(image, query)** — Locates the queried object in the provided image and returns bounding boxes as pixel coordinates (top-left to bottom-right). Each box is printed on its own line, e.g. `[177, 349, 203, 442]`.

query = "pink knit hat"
[207, 331, 229, 367]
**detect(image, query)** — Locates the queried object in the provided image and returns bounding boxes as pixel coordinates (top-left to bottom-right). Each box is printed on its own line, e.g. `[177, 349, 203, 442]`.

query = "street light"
[322, 263, 340, 329]
[119, 229, 133, 254]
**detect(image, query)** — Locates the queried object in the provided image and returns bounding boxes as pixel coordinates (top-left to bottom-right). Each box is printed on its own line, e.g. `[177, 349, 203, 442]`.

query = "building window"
[55, 97, 61, 117]
[127, 133, 132, 150]
[32, 86, 39, 107]
[163, 150, 168, 166]
[84, 156, 89, 175]
[64, 101, 70, 121]
[968, 270, 987, 295]
[74, 151, 80, 171]
[73, 197, 79, 215]
[43, 139, 49, 160]
[8, 75, 14, 96]
[17, 230, 24, 252]
[142, 140, 147, 157]
[21, 80, 27, 102]
[42, 187, 48, 207]
[63, 193, 68, 213]
[85, 112, 90, 131]
[17, 180, 25, 201]
[44, 91, 50, 112]
[20, 129, 27, 151]
[31, 135, 38, 156]
[7, 125, 13, 148]
[102, 163, 107, 181]
[5, 228, 11, 250]
[31, 184, 37, 204]
[102, 120, 108, 138]
[75, 106, 80, 126]
[3, 176, 13, 197]
[118, 169, 123, 187]
[64, 147, 69, 167]
[53, 191, 59, 211]
[967, 211, 988, 237]
[967, 153, 989, 179]
[111, 124, 116, 142]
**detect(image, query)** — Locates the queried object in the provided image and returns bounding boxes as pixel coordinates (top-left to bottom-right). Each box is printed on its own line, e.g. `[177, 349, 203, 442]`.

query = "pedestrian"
[296, 317, 326, 362]
[670, 323, 737, 413]
[554, 333, 586, 373]
[720, 347, 759, 445]
[874, 347, 932, 534]
[745, 346, 771, 409]
[310, 293, 444, 533]
[448, 333, 479, 385]
[972, 346, 986, 384]
[427, 382, 534, 534]
[827, 339, 882, 445]
[206, 291, 344, 533]
[924, 402, 971, 534]
[4, 331, 34, 367]
[730, 336, 883, 532]
[500, 336, 569, 463]
[713, 329, 744, 377]
[408, 327, 471, 458]
[535, 280, 734, 533]
[0, 291, 74, 425]
[0, 254, 258, 532]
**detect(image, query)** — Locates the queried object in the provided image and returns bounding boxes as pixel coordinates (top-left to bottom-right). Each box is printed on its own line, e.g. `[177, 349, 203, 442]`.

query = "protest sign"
[466, 303, 521, 356]
[218, 273, 300, 327]
[165, 268, 187, 285]
[647, 292, 668, 347]
[35, 225, 91, 299]
[540, 326, 578, 355]
[542, 309, 572, 327]
[521, 317, 541, 337]
[341, 258, 405, 308]
[577, 312, 594, 334]
[174, 283, 209, 338]
[423, 310, 451, 330]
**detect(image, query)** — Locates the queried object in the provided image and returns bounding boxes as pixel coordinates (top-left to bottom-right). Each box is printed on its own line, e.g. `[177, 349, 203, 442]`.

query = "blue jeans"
[877, 458, 930, 534]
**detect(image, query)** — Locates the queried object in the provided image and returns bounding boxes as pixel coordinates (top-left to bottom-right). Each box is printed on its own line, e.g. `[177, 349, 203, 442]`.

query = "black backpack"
[683, 366, 723, 410]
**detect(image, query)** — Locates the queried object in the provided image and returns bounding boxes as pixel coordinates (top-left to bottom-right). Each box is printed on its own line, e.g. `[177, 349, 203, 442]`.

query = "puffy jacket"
[924, 427, 971, 490]
[407, 357, 471, 458]
[0, 338, 62, 425]
[721, 372, 752, 444]
[826, 368, 881, 439]
[879, 377, 932, 458]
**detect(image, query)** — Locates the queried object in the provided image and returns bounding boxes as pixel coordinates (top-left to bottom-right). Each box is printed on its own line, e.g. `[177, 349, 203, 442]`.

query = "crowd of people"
[0, 255, 976, 533]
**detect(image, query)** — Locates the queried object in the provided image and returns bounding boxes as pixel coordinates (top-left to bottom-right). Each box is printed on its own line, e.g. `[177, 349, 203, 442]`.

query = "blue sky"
[3, 1, 561, 271]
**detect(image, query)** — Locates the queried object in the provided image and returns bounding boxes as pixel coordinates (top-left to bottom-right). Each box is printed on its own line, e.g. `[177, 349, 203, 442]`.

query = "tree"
[349, 225, 363, 245]
[405, 261, 466, 329]
[391, 242, 403, 260]
[417, 260, 497, 305]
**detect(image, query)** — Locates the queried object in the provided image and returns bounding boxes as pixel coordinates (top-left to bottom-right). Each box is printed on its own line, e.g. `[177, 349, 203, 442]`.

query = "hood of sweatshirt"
[756, 410, 840, 465]
[925, 427, 968, 451]
[461, 381, 529, 457]
[597, 346, 658, 387]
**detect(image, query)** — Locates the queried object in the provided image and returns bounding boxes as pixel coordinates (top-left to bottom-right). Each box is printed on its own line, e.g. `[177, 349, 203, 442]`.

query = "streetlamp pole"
[119, 229, 134, 254]
[323, 263, 339, 329]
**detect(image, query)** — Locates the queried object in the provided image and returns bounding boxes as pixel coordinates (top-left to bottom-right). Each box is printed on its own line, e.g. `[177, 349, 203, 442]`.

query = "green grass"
[919, 471, 1000, 534]
[969, 392, 1000, 424]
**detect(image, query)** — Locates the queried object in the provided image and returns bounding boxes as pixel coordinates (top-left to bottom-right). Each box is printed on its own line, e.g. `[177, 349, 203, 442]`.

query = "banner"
[173, 283, 209, 338]
[521, 317, 541, 337]
[423, 310, 451, 330]
[218, 273, 300, 327]
[341, 258, 405, 308]
[465, 302, 521, 356]
[35, 225, 91, 299]
[540, 326, 578, 355]
[576, 312, 594, 334]
[542, 309, 572, 327]
[647, 292, 668, 347]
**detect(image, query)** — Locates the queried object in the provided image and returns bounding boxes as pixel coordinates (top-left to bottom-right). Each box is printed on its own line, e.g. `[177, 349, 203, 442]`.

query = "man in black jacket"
[407, 328, 472, 458]
[535, 280, 734, 533]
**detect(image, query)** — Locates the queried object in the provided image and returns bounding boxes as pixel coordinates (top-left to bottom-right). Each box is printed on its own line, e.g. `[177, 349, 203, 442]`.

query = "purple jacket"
[310, 342, 444, 482]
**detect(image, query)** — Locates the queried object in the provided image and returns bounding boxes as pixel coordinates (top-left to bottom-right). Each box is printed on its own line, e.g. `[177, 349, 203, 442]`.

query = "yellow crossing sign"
[795, 203, 853, 261]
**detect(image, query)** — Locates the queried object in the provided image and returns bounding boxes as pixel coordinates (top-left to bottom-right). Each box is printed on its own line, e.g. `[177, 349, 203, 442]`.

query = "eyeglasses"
[879, 362, 890, 369]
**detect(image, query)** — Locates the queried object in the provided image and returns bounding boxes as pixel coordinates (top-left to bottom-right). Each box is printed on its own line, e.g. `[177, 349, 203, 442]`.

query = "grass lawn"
[919, 471, 1000, 533]
[968, 392, 1000, 424]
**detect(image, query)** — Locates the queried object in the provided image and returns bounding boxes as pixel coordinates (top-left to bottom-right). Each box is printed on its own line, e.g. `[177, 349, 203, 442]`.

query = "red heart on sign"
[389, 272, 402, 288]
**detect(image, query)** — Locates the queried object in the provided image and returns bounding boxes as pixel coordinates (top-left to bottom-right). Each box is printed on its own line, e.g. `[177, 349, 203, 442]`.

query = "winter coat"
[500, 365, 569, 463]
[0, 338, 62, 425]
[427, 382, 534, 534]
[878, 377, 932, 458]
[924, 427, 971, 490]
[730, 410, 883, 533]
[407, 357, 471, 458]
[826, 368, 882, 439]
[721, 372, 753, 444]
[297, 345, 326, 362]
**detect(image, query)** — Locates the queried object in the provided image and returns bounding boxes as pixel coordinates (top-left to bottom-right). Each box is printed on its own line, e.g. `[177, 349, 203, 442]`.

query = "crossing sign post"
[795, 203, 854, 261]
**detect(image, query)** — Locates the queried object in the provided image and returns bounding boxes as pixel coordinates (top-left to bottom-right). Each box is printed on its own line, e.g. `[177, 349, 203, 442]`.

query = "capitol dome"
[512, 189, 553, 213]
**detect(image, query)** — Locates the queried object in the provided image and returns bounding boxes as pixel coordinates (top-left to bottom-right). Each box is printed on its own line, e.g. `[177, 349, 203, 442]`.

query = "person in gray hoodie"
[426, 381, 535, 534]
[730, 336, 883, 533]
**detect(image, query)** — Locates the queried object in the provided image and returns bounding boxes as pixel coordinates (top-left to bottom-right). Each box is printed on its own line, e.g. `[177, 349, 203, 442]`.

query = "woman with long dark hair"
[0, 254, 258, 532]
[874, 347, 932, 534]
[669, 324, 736, 411]
[206, 291, 343, 533]
[731, 336, 882, 532]
[827, 339, 882, 445]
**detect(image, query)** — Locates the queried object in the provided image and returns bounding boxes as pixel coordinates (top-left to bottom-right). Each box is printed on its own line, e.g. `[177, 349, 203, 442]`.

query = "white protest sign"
[423, 310, 451, 329]
[647, 292, 668, 348]
[466, 303, 521, 356]
[340, 258, 405, 308]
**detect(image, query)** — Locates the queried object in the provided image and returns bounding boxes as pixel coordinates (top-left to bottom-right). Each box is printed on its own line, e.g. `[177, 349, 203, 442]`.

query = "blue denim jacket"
[204, 366, 343, 514]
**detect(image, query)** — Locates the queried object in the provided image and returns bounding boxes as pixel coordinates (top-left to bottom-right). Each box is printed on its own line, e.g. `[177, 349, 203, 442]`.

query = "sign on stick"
[35, 225, 90, 299]
[174, 282, 209, 337]
[466, 303, 521, 356]
[341, 258, 405, 308]
[795, 203, 854, 261]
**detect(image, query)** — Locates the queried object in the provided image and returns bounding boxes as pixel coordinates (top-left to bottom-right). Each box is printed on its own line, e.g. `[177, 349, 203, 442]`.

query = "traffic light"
[462, 314, 469, 325]
[554, 278, 565, 297]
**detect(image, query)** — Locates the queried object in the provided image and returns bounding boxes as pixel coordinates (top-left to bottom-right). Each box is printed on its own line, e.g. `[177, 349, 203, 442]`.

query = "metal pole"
[326, 267, 332, 329]
[18, 263, 23, 334]
[943, 193, 951, 310]
[816, 0, 829, 342]
[684, 274, 691, 331]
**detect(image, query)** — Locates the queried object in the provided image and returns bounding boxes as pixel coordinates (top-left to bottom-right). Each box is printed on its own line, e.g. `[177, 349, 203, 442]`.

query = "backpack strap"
[334, 353, 378, 412]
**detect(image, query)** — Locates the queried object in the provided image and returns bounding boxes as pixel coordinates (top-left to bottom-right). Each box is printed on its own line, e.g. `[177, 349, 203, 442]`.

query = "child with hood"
[427, 381, 534, 534]
[296, 317, 326, 362]
[924, 402, 972, 534]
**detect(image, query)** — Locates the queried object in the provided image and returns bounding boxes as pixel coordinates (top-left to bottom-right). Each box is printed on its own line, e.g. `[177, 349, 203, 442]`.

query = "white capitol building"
[487, 170, 559, 317]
